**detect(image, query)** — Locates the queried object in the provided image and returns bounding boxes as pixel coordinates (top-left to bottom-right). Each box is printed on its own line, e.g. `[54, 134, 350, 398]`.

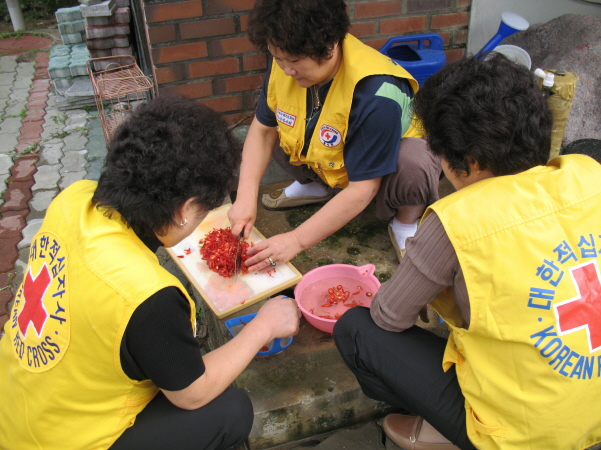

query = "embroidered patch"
[528, 238, 601, 379]
[10, 231, 69, 372]
[319, 125, 342, 148]
[276, 109, 296, 127]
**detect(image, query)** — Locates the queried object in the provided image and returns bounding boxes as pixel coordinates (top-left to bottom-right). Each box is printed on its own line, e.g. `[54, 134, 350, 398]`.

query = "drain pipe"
[6, 0, 26, 31]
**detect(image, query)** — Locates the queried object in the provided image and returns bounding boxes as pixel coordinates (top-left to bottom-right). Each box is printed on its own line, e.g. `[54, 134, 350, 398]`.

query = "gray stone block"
[69, 59, 88, 77]
[55, 6, 83, 23]
[80, 0, 116, 17]
[61, 32, 85, 45]
[39, 141, 65, 165]
[114, 0, 129, 6]
[61, 149, 88, 172]
[0, 56, 17, 73]
[18, 218, 44, 249]
[29, 190, 57, 217]
[59, 171, 86, 189]
[85, 15, 110, 26]
[0, 153, 11, 175]
[0, 72, 15, 86]
[0, 134, 19, 154]
[0, 117, 22, 135]
[33, 164, 62, 190]
[49, 56, 72, 79]
[50, 45, 71, 57]
[58, 19, 85, 35]
[86, 23, 130, 39]
[79, 0, 104, 6]
[64, 77, 94, 98]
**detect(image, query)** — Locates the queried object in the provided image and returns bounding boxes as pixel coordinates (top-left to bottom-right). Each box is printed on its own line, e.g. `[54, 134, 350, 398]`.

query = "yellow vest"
[426, 155, 601, 450]
[0, 180, 196, 450]
[267, 34, 421, 189]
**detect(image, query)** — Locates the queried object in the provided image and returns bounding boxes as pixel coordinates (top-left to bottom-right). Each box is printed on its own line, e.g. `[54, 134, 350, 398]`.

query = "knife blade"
[233, 230, 244, 282]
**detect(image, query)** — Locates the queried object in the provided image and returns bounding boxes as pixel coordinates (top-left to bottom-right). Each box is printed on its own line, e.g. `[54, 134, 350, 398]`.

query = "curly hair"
[92, 95, 241, 237]
[248, 0, 350, 62]
[413, 54, 553, 176]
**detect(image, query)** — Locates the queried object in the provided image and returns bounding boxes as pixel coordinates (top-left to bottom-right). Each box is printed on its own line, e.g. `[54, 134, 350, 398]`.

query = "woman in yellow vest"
[334, 55, 601, 449]
[0, 95, 301, 450]
[228, 0, 441, 268]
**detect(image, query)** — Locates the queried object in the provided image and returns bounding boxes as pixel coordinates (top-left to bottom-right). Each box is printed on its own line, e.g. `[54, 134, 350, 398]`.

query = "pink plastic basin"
[294, 264, 381, 333]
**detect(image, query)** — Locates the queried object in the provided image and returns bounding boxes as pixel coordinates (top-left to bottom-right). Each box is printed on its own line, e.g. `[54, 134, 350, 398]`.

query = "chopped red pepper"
[199, 227, 250, 278]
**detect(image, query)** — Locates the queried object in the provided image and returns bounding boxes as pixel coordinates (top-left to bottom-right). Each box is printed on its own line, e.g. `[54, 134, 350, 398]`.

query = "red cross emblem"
[18, 265, 51, 337]
[555, 261, 601, 352]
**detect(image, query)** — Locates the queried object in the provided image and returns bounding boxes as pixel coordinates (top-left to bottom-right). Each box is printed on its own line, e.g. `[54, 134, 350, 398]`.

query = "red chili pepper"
[177, 255, 185, 259]
[184, 248, 192, 255]
[321, 304, 332, 307]
[260, 346, 269, 352]
[198, 228, 250, 278]
[352, 291, 361, 295]
[240, 319, 247, 325]
[267, 269, 276, 278]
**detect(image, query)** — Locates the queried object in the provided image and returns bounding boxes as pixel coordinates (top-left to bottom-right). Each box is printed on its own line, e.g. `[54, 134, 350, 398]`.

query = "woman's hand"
[243, 231, 303, 272]
[228, 199, 257, 239]
[252, 295, 301, 340]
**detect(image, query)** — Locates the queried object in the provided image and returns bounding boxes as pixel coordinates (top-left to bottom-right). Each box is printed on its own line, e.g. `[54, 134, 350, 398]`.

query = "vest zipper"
[306, 85, 321, 130]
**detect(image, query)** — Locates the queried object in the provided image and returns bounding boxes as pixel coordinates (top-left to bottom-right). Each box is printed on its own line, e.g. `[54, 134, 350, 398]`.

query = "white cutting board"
[166, 204, 302, 319]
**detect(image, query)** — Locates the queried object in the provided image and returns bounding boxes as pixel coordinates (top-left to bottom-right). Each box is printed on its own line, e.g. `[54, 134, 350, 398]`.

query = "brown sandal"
[382, 414, 461, 450]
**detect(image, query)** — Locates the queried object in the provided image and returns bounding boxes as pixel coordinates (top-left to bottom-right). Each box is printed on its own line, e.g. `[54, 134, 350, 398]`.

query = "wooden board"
[166, 204, 302, 319]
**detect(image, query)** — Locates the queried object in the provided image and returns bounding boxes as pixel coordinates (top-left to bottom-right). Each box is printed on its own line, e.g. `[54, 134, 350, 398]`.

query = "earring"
[180, 218, 188, 226]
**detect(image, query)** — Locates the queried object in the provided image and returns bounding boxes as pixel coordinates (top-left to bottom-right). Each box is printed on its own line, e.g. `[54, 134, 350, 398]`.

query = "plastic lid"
[543, 72, 555, 88]
[534, 68, 546, 79]
[501, 12, 530, 31]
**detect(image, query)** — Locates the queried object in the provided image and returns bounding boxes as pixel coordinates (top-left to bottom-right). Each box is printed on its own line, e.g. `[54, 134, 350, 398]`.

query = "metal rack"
[86, 55, 156, 144]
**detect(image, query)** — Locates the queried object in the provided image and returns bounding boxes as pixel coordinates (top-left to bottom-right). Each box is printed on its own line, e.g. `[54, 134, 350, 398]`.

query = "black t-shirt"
[119, 236, 205, 391]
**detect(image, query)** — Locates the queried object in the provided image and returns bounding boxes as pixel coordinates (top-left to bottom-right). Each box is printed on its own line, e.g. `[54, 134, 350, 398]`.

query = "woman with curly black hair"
[0, 95, 301, 450]
[229, 0, 442, 271]
[334, 55, 601, 450]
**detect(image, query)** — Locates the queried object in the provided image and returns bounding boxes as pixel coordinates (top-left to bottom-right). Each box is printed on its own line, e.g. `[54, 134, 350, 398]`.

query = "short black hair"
[413, 54, 553, 176]
[93, 95, 241, 237]
[248, 0, 350, 62]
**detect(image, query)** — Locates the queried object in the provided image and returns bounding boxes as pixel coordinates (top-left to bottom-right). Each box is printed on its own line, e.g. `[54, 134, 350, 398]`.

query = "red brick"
[210, 36, 255, 57]
[145, 0, 203, 23]
[0, 213, 26, 234]
[1, 180, 33, 212]
[243, 53, 267, 71]
[222, 111, 253, 127]
[349, 21, 376, 38]
[180, 17, 235, 40]
[355, 1, 401, 19]
[200, 95, 243, 112]
[206, 0, 254, 15]
[155, 65, 183, 84]
[187, 58, 239, 78]
[445, 48, 465, 62]
[362, 38, 390, 50]
[30, 78, 50, 93]
[431, 12, 469, 29]
[456, 0, 471, 7]
[407, 0, 452, 13]
[9, 157, 37, 182]
[380, 16, 427, 35]
[454, 29, 467, 45]
[217, 73, 263, 94]
[148, 25, 175, 44]
[19, 122, 44, 139]
[0, 239, 19, 273]
[151, 42, 208, 64]
[437, 31, 450, 46]
[22, 109, 45, 123]
[160, 80, 212, 99]
[240, 14, 249, 32]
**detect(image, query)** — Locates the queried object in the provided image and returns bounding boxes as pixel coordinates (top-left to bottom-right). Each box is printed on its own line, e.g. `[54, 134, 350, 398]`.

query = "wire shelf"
[87, 55, 157, 144]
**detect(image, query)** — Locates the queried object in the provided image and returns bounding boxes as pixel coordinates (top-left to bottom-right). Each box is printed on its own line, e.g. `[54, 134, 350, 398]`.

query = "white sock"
[390, 218, 419, 249]
[284, 180, 329, 198]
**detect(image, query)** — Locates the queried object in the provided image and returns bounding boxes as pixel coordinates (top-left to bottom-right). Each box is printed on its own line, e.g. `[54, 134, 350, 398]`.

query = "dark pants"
[333, 307, 477, 450]
[110, 387, 253, 450]
[271, 137, 442, 221]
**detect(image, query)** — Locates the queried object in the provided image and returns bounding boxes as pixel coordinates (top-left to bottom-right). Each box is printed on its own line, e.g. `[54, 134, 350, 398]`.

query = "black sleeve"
[120, 287, 206, 391]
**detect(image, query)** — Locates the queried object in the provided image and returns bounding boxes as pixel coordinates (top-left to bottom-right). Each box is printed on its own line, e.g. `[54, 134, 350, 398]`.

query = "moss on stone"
[293, 252, 313, 264]
[376, 272, 392, 283]
[347, 247, 361, 256]
[316, 258, 334, 267]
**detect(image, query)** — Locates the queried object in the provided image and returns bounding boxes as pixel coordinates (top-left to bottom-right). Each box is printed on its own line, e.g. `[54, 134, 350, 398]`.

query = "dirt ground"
[0, 15, 57, 35]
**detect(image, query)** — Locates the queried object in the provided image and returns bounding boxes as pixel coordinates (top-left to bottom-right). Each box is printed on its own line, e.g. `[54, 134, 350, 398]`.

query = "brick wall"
[143, 0, 472, 125]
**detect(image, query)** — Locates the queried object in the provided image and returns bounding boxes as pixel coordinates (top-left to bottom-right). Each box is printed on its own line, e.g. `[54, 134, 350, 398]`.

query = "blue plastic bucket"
[379, 33, 446, 87]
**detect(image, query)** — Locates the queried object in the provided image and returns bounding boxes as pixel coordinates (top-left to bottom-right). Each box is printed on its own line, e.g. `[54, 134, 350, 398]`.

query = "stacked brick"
[142, 0, 472, 126]
[81, 0, 133, 71]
